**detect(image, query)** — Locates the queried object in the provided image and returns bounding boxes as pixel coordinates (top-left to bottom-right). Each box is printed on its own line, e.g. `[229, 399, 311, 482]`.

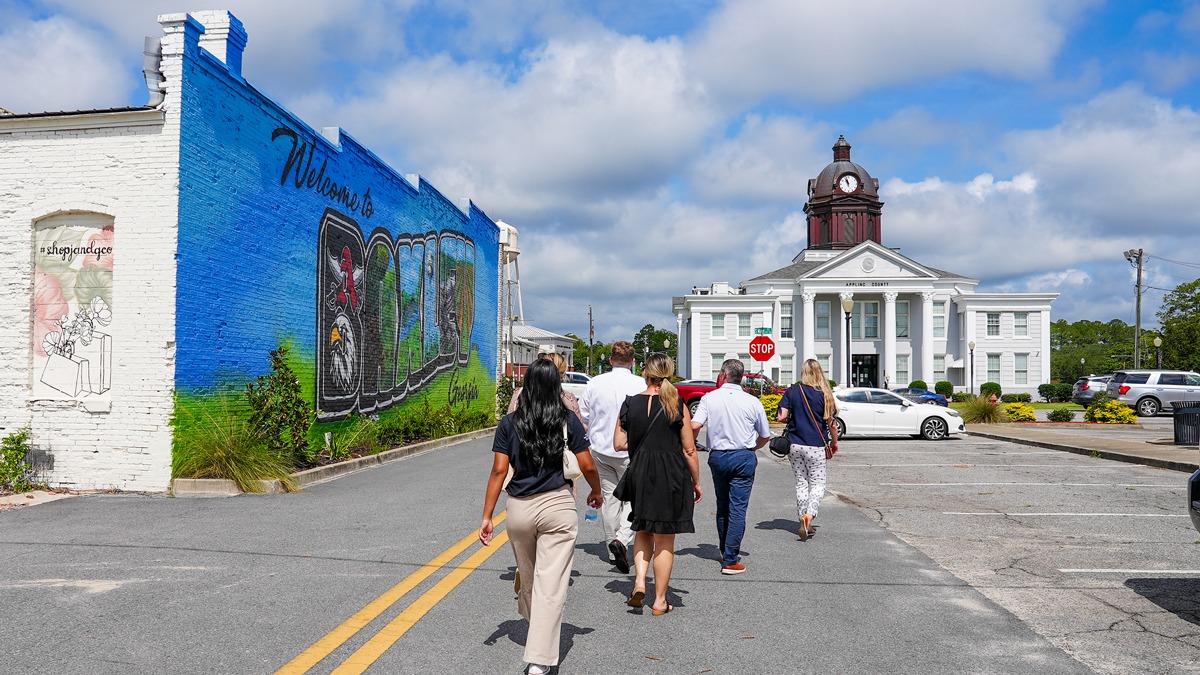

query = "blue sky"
[4, 0, 1200, 341]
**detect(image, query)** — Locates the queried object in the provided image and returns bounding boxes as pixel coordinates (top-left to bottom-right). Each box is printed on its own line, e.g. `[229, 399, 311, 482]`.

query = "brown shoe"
[799, 514, 812, 541]
[721, 563, 746, 575]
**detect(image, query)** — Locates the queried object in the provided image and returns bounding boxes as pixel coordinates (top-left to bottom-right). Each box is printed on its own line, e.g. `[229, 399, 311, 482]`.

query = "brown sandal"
[652, 604, 674, 616]
[627, 588, 645, 608]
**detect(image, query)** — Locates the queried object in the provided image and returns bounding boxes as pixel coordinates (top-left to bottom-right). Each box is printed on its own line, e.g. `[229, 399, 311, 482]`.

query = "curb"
[965, 429, 1199, 473]
[1011, 422, 1145, 429]
[171, 426, 497, 497]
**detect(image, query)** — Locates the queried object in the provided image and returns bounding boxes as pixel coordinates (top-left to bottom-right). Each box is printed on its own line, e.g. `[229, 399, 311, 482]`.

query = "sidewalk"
[967, 423, 1199, 473]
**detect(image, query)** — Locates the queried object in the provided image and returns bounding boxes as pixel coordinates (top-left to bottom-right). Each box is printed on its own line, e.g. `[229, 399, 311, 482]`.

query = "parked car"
[832, 387, 965, 440]
[561, 371, 591, 398]
[893, 387, 949, 407]
[1071, 374, 1112, 406]
[676, 374, 784, 416]
[1105, 370, 1200, 416]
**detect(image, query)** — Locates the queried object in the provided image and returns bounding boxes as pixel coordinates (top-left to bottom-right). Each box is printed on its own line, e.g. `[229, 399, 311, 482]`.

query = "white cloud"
[688, 114, 830, 205]
[0, 16, 129, 113]
[1023, 268, 1091, 291]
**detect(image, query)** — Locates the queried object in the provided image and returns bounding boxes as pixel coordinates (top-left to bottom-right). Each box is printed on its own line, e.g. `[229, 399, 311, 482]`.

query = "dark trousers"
[707, 449, 758, 566]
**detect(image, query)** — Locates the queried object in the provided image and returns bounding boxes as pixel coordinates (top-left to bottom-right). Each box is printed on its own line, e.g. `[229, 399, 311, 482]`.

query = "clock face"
[839, 174, 859, 193]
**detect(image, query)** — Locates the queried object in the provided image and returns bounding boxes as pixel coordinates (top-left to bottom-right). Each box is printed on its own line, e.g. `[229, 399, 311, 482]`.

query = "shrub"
[377, 399, 494, 449]
[934, 381, 954, 397]
[0, 426, 35, 492]
[172, 398, 297, 493]
[829, 380, 837, 389]
[1038, 383, 1057, 402]
[959, 395, 1008, 424]
[908, 380, 928, 391]
[1005, 402, 1037, 422]
[979, 382, 1002, 399]
[1055, 383, 1074, 402]
[1000, 393, 1032, 403]
[1047, 408, 1076, 422]
[1088, 390, 1110, 408]
[245, 347, 314, 466]
[951, 392, 973, 403]
[1083, 400, 1137, 424]
[496, 374, 517, 419]
[760, 394, 782, 420]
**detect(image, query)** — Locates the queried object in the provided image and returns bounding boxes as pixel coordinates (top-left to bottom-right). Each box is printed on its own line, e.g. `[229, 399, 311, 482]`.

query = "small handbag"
[503, 423, 579, 490]
[768, 392, 793, 458]
[799, 385, 835, 460]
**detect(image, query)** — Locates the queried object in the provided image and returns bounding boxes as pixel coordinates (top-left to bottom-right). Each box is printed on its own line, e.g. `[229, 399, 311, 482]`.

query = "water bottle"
[584, 506, 598, 522]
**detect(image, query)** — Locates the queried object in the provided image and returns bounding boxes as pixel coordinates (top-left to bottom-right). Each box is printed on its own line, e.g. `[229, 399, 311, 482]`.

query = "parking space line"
[274, 512, 506, 675]
[841, 463, 1089, 467]
[330, 529, 512, 675]
[1059, 569, 1200, 574]
[850, 451, 1063, 455]
[884, 483, 1180, 487]
[943, 512, 1188, 517]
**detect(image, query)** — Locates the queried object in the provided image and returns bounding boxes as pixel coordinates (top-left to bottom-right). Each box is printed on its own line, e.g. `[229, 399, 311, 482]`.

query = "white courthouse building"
[673, 137, 1057, 394]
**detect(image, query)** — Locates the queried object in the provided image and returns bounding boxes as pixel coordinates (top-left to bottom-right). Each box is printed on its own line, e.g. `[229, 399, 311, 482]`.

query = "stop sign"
[748, 335, 775, 361]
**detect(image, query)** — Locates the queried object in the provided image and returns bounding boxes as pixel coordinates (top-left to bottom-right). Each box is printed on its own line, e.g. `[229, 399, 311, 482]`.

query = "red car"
[676, 373, 784, 416]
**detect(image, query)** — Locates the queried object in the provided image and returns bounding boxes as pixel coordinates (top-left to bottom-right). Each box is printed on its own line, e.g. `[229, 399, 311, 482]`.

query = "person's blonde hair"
[643, 353, 680, 422]
[542, 352, 569, 377]
[800, 358, 837, 420]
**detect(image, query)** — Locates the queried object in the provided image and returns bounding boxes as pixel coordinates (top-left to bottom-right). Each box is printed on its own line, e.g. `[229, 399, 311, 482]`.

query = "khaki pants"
[507, 486, 578, 667]
[590, 451, 633, 552]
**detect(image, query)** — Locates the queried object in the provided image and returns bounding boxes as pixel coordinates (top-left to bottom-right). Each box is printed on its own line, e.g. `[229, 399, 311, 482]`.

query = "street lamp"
[842, 297, 855, 388]
[968, 341, 976, 396]
[1154, 336, 1162, 369]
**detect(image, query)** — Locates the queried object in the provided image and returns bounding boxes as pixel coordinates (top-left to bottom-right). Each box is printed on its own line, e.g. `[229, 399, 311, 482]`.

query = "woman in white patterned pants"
[776, 359, 838, 540]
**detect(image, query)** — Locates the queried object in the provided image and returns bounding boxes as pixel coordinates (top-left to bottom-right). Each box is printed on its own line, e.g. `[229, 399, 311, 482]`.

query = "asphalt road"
[0, 433, 1113, 674]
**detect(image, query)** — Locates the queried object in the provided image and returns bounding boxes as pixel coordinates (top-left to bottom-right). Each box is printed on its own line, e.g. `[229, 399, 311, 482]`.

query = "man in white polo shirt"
[691, 359, 771, 575]
[578, 340, 645, 573]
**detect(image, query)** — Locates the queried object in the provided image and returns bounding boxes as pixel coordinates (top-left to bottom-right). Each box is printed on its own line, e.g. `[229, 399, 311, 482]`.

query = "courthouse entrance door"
[851, 354, 878, 388]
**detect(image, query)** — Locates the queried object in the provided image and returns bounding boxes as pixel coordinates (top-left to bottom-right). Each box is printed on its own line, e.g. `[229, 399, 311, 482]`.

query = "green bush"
[828, 380, 837, 389]
[245, 347, 314, 466]
[934, 381, 954, 397]
[1084, 400, 1137, 424]
[1038, 383, 1058, 402]
[1088, 390, 1110, 408]
[172, 398, 297, 493]
[951, 392, 973, 403]
[1004, 402, 1037, 422]
[377, 398, 494, 449]
[1047, 408, 1076, 422]
[979, 382, 1002, 399]
[1055, 383, 1074, 402]
[0, 426, 36, 492]
[908, 380, 928, 391]
[496, 374, 517, 419]
[1000, 393, 1032, 403]
[960, 395, 1007, 424]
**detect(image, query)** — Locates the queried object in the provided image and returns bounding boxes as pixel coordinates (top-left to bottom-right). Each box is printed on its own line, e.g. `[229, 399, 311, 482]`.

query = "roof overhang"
[0, 108, 164, 134]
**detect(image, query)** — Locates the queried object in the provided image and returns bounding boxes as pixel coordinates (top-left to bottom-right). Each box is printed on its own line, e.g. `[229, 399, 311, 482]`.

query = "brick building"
[0, 11, 500, 491]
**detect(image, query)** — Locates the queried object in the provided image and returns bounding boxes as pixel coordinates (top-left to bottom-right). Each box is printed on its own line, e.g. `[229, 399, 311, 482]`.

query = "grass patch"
[172, 396, 297, 493]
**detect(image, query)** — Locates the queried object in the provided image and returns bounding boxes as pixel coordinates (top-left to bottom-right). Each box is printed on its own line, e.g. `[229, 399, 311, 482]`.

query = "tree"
[1049, 318, 1145, 382]
[632, 324, 678, 374]
[1157, 279, 1200, 372]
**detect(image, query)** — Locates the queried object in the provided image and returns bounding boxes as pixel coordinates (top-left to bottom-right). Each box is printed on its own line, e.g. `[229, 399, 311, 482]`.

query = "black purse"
[768, 386, 796, 458]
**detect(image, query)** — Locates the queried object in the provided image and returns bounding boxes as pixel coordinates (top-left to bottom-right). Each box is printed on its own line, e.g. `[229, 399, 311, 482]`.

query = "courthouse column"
[801, 292, 816, 362]
[921, 291, 935, 385]
[883, 292, 897, 388]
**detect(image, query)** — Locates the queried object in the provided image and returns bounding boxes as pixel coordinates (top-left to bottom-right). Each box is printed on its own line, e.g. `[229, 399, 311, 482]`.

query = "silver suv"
[1106, 370, 1200, 416]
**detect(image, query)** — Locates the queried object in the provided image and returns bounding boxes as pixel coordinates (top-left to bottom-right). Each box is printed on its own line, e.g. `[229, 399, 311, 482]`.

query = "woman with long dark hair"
[480, 358, 603, 675]
[612, 353, 701, 615]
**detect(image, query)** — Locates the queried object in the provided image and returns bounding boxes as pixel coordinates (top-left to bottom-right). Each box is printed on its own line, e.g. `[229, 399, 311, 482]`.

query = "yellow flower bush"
[1004, 402, 1037, 422]
[760, 394, 782, 420]
[1084, 400, 1137, 424]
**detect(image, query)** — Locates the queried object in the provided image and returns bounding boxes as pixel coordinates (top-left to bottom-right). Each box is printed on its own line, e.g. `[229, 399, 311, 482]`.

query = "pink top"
[508, 387, 586, 431]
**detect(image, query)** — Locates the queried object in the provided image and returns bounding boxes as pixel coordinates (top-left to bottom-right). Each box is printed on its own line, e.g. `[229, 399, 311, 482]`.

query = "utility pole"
[1124, 248, 1144, 368]
[588, 305, 594, 376]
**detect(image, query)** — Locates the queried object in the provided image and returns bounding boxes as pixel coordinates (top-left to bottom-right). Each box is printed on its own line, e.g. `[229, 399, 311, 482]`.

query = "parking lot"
[825, 435, 1200, 674]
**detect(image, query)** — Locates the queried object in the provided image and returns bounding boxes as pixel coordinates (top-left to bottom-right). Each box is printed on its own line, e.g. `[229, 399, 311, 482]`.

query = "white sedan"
[832, 387, 965, 440]
[562, 371, 591, 399]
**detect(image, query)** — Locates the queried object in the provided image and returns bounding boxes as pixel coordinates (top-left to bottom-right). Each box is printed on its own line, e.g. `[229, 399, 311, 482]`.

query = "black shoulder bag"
[768, 386, 798, 458]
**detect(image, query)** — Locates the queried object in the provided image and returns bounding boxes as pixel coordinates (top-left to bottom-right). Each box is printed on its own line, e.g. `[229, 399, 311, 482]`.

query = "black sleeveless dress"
[618, 395, 695, 535]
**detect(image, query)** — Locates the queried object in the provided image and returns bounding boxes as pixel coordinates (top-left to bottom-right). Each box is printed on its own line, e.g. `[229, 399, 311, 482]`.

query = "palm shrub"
[245, 347, 315, 466]
[1084, 400, 1137, 424]
[172, 397, 297, 493]
[0, 426, 35, 492]
[1005, 402, 1037, 422]
[959, 395, 1008, 424]
[1047, 408, 1076, 422]
[979, 382, 1002, 399]
[935, 381, 954, 397]
[908, 380, 928, 390]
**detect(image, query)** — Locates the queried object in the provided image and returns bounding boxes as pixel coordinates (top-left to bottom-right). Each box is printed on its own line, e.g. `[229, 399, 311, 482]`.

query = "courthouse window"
[844, 215, 855, 243]
[817, 355, 831, 378]
[896, 301, 909, 338]
[896, 355, 909, 386]
[934, 355, 946, 383]
[816, 301, 830, 339]
[853, 302, 879, 339]
[987, 354, 1001, 383]
[932, 301, 946, 338]
[712, 313, 725, 338]
[738, 353, 751, 365]
[1014, 313, 1028, 337]
[711, 355, 723, 380]
[986, 313, 1000, 337]
[780, 355, 794, 385]
[780, 303, 793, 339]
[738, 313, 751, 338]
[1014, 354, 1028, 384]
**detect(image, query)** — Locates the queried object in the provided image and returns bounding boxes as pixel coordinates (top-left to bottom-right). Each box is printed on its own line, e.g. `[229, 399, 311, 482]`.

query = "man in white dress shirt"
[691, 359, 771, 575]
[578, 340, 645, 573]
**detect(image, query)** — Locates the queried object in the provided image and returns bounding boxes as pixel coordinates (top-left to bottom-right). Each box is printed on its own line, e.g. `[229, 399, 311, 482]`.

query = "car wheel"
[1136, 397, 1160, 417]
[921, 417, 948, 441]
[833, 417, 846, 438]
[688, 399, 700, 417]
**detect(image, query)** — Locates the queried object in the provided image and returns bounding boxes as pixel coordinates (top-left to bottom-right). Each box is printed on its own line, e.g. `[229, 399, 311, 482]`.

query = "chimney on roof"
[190, 10, 248, 77]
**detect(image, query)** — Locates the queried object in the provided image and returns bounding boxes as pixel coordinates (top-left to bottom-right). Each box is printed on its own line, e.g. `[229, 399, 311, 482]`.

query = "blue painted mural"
[173, 31, 498, 424]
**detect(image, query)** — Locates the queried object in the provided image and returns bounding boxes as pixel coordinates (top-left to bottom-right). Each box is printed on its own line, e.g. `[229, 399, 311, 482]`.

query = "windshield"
[895, 391, 924, 404]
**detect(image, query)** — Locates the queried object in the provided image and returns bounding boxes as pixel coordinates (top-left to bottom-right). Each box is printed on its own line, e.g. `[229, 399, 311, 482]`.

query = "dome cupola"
[803, 136, 883, 250]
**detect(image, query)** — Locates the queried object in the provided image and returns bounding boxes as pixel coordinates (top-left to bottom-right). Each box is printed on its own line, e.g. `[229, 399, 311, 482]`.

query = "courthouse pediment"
[801, 241, 938, 281]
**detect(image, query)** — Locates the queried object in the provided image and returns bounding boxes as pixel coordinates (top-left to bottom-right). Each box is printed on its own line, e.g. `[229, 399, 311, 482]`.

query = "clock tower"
[804, 136, 883, 250]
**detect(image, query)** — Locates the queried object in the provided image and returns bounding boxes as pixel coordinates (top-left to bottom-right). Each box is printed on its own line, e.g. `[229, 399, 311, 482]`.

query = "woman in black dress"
[613, 353, 702, 615]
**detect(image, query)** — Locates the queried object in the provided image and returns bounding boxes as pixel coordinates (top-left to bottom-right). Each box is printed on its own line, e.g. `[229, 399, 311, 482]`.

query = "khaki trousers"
[590, 451, 634, 551]
[507, 486, 577, 667]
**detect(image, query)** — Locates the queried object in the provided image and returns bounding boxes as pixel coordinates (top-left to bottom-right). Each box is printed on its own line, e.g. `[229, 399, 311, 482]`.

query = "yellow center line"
[330, 528, 512, 675]
[273, 512, 506, 675]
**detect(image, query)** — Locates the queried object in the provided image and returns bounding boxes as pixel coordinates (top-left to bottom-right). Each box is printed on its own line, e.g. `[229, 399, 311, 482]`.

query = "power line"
[1147, 254, 1200, 269]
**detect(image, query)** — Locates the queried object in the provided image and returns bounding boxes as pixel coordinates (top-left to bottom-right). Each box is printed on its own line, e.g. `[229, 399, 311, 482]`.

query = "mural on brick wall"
[32, 217, 115, 400]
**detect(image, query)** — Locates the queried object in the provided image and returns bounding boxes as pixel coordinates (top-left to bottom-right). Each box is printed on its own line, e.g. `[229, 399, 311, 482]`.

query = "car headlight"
[946, 410, 961, 417]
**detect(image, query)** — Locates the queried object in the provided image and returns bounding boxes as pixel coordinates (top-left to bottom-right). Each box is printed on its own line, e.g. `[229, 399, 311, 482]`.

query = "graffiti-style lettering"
[271, 127, 373, 219]
[316, 208, 476, 422]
